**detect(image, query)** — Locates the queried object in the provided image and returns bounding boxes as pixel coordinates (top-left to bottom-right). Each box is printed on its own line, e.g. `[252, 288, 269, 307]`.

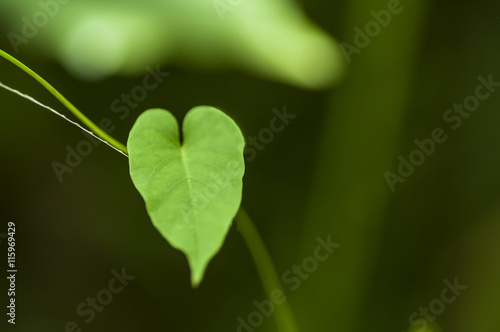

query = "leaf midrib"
[179, 145, 200, 265]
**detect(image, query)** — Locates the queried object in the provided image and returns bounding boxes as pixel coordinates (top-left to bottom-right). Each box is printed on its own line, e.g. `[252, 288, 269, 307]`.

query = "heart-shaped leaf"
[128, 106, 245, 286]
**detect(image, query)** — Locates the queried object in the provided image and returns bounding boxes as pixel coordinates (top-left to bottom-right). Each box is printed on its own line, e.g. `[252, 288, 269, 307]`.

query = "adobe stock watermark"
[7, 0, 72, 54]
[213, 0, 244, 21]
[385, 74, 499, 192]
[52, 65, 170, 182]
[236, 236, 340, 332]
[64, 267, 135, 332]
[244, 106, 297, 163]
[340, 0, 404, 64]
[403, 278, 467, 332]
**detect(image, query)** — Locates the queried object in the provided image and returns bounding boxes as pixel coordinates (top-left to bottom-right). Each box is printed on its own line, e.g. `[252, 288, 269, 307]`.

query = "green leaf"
[127, 106, 245, 286]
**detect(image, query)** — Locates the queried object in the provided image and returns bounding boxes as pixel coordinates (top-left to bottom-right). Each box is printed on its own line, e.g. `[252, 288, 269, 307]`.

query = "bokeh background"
[1, 0, 499, 331]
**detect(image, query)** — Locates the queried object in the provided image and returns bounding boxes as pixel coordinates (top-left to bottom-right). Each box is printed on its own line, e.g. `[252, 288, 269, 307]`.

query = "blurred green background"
[1, 0, 499, 331]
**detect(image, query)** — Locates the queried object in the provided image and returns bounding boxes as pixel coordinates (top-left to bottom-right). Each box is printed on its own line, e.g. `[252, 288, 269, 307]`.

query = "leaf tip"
[190, 265, 205, 289]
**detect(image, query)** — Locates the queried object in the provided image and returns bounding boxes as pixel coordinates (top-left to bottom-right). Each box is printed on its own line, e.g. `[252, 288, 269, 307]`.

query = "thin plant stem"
[0, 81, 128, 157]
[0, 49, 128, 154]
[0, 50, 296, 331]
[235, 208, 300, 332]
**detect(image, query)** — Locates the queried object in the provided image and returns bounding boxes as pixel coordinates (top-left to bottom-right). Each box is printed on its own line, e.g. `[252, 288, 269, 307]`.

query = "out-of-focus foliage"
[1, 0, 345, 88]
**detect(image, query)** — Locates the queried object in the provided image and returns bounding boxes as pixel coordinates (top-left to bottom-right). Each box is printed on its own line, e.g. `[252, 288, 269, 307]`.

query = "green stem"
[0, 49, 128, 154]
[0, 50, 294, 331]
[235, 208, 300, 332]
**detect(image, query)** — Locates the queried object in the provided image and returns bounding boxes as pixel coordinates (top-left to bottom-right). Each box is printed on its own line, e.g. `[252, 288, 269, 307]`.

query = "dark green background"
[1, 0, 499, 331]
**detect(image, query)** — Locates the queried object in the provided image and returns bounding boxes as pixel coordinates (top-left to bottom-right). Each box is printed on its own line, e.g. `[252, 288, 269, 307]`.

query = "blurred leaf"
[2, 0, 346, 88]
[295, 0, 430, 331]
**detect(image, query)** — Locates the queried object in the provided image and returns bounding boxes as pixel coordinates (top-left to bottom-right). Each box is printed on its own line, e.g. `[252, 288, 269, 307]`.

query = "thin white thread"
[0, 81, 128, 157]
